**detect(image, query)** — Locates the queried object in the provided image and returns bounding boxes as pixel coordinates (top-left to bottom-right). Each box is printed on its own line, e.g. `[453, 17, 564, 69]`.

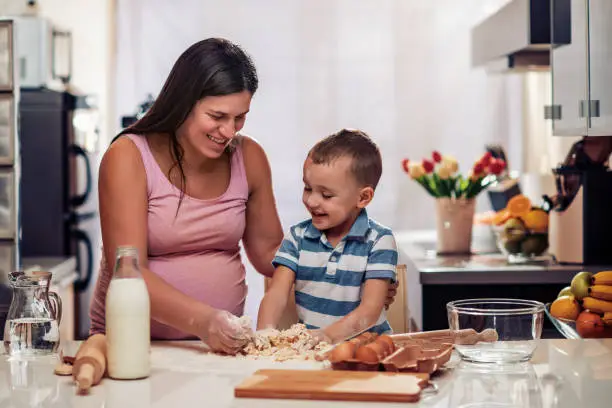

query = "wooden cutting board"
[234, 369, 429, 403]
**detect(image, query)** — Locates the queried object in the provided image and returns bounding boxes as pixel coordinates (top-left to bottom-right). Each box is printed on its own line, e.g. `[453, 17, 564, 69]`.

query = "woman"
[90, 38, 396, 354]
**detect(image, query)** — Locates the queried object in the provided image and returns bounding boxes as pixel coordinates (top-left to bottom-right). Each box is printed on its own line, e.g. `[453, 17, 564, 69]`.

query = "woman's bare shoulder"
[99, 134, 146, 180]
[235, 134, 271, 192]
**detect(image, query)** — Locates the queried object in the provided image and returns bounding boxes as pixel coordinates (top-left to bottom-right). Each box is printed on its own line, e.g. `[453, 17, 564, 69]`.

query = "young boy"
[257, 129, 398, 343]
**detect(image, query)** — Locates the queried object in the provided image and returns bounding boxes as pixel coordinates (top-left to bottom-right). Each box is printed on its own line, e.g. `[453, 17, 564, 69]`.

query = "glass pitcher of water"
[3, 271, 62, 356]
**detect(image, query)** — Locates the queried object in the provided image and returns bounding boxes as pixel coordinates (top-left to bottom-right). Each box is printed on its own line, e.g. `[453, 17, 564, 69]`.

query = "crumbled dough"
[241, 323, 332, 361]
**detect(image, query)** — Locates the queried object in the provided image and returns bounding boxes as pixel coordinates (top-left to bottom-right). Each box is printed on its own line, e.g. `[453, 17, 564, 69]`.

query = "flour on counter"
[241, 323, 332, 362]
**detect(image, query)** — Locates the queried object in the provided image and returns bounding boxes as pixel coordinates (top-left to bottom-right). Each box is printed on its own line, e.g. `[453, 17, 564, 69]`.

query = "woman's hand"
[385, 281, 399, 309]
[200, 310, 253, 355]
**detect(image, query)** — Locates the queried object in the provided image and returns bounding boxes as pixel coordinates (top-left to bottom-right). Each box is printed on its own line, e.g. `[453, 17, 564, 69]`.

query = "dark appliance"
[19, 88, 100, 338]
[546, 139, 612, 265]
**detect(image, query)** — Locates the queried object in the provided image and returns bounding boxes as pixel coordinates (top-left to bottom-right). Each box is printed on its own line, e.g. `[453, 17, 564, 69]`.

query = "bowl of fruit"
[491, 194, 549, 263]
[546, 271, 612, 338]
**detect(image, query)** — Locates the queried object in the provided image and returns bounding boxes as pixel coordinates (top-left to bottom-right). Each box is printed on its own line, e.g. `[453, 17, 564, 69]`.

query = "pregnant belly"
[148, 251, 247, 340]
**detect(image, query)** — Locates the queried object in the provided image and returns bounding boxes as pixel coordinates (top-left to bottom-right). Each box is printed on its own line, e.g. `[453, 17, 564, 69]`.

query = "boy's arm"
[257, 226, 301, 330]
[257, 265, 296, 330]
[320, 232, 398, 343]
[320, 278, 390, 343]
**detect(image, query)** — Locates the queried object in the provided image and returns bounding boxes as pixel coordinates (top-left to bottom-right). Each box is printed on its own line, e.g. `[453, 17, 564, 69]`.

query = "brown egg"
[366, 341, 386, 359]
[355, 345, 379, 363]
[374, 338, 391, 357]
[330, 342, 356, 362]
[377, 335, 396, 354]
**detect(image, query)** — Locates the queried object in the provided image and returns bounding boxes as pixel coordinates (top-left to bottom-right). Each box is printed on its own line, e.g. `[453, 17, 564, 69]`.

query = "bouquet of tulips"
[401, 151, 506, 199]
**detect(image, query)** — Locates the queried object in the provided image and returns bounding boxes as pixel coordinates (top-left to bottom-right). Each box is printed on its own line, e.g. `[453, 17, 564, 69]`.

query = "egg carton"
[329, 340, 453, 374]
[327, 328, 497, 374]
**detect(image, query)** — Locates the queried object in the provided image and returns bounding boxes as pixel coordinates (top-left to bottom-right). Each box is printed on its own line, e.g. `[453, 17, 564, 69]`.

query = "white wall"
[113, 0, 523, 323]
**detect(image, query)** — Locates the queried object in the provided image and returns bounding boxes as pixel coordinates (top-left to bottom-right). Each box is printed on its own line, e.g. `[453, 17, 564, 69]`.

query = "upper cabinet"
[586, 1, 612, 135]
[551, 0, 612, 136]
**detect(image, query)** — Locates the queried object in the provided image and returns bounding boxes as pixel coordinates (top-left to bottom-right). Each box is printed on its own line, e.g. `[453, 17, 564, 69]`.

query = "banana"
[588, 285, 612, 301]
[603, 312, 612, 326]
[582, 297, 612, 314]
[592, 271, 612, 285]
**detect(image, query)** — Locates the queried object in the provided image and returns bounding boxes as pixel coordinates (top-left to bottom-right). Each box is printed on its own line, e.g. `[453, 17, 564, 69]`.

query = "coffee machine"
[547, 138, 612, 265]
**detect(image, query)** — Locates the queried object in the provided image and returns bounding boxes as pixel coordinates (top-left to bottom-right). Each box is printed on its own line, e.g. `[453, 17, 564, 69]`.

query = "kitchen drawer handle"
[579, 100, 588, 118]
[590, 100, 600, 118]
[544, 105, 562, 120]
[579, 100, 601, 120]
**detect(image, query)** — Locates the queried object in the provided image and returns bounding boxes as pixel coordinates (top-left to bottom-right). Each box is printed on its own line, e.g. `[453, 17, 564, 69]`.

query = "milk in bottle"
[106, 246, 151, 379]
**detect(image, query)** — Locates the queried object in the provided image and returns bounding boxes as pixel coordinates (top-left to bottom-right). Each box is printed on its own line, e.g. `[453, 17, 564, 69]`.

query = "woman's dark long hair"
[115, 38, 258, 212]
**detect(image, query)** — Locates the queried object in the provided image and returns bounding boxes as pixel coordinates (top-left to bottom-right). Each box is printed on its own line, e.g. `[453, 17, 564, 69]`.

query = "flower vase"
[435, 197, 476, 254]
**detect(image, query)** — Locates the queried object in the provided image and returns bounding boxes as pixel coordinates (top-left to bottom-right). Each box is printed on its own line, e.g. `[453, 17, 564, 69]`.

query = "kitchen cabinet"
[587, 1, 612, 135]
[551, 0, 612, 136]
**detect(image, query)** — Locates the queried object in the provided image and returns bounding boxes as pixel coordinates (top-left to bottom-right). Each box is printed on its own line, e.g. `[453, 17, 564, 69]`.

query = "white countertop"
[0, 339, 610, 407]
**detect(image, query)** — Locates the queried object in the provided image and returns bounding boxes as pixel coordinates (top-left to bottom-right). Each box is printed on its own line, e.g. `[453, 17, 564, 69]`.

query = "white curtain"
[114, 0, 518, 322]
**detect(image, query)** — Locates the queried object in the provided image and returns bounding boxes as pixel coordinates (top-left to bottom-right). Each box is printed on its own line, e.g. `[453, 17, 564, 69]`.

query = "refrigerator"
[19, 88, 102, 340]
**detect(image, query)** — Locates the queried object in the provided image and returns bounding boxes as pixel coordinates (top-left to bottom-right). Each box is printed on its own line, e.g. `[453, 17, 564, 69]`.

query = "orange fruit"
[550, 295, 581, 321]
[576, 311, 610, 338]
[492, 209, 512, 226]
[522, 209, 549, 232]
[507, 195, 532, 218]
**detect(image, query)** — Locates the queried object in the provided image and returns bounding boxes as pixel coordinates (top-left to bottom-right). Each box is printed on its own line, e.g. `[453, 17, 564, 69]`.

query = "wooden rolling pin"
[390, 328, 498, 345]
[72, 333, 107, 394]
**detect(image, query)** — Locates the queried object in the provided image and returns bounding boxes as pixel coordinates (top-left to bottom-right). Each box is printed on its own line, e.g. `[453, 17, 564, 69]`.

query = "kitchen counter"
[394, 229, 598, 285]
[394, 229, 611, 332]
[0, 339, 610, 407]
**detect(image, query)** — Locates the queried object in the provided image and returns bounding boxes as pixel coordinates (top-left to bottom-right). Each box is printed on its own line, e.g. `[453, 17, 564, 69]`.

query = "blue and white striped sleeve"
[365, 232, 398, 281]
[272, 226, 301, 272]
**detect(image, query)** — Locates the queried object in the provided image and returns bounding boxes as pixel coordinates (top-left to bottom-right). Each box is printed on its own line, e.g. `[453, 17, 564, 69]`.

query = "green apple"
[557, 286, 573, 298]
[570, 271, 593, 300]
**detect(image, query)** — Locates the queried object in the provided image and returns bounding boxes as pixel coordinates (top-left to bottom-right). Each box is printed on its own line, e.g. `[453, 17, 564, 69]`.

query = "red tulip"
[401, 158, 410, 173]
[422, 159, 434, 173]
[432, 151, 442, 163]
[473, 162, 484, 175]
[479, 152, 492, 167]
[488, 159, 504, 175]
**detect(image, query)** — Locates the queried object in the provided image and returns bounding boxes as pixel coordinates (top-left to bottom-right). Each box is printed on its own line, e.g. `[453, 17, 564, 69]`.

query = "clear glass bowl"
[447, 298, 545, 364]
[544, 303, 581, 339]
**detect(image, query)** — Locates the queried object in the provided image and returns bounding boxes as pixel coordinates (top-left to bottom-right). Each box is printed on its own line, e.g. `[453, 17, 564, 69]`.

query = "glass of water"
[447, 298, 545, 364]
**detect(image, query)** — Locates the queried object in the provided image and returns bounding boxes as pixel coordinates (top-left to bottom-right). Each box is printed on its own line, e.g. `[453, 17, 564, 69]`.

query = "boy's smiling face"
[302, 155, 373, 238]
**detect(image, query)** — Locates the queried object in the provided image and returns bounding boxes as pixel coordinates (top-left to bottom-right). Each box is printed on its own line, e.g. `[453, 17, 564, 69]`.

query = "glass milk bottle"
[106, 246, 151, 379]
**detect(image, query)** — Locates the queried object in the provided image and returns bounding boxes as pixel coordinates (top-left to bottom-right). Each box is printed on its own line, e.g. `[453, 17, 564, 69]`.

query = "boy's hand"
[384, 281, 398, 309]
[307, 329, 332, 346]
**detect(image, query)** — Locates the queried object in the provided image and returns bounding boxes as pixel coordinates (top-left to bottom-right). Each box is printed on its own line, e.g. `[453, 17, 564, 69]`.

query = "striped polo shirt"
[272, 209, 398, 334]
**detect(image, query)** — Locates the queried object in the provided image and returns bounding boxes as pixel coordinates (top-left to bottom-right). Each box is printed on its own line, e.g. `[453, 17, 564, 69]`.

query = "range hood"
[471, 0, 570, 72]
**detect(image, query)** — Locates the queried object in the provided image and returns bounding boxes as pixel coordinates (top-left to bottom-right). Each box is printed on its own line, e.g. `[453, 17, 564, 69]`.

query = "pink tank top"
[90, 134, 249, 339]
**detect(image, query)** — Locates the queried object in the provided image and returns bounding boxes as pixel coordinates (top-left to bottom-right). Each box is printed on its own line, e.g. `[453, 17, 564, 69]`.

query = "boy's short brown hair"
[308, 128, 383, 189]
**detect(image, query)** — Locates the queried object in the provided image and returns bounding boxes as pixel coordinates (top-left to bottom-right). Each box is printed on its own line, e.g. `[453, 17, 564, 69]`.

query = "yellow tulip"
[437, 164, 451, 180]
[442, 155, 459, 173]
[409, 163, 425, 179]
